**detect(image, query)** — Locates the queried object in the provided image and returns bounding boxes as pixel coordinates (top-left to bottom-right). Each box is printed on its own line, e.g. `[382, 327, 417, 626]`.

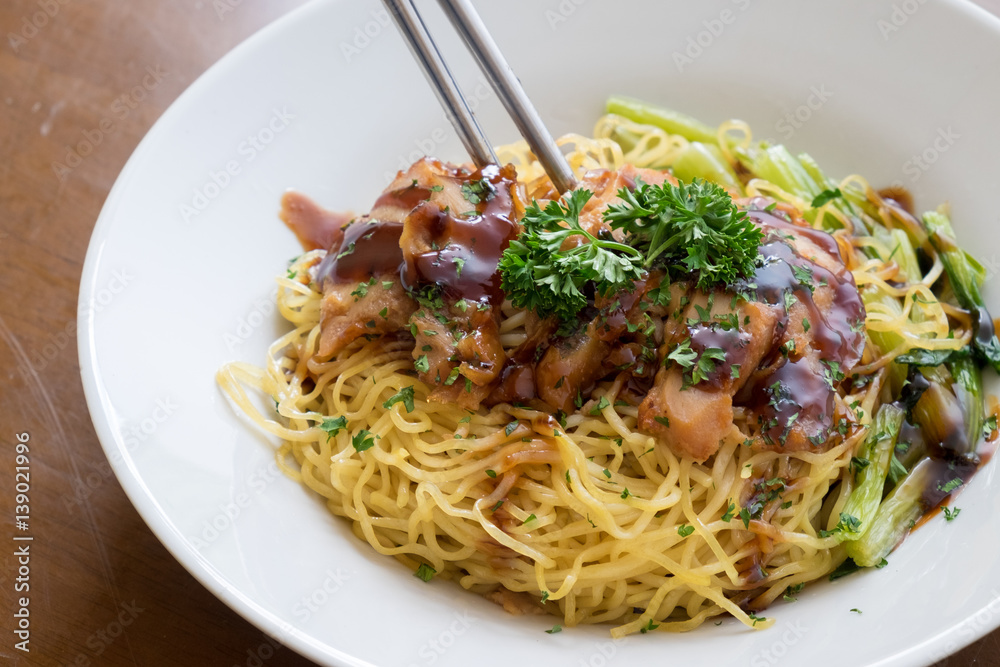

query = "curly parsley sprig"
[498, 189, 644, 323]
[498, 178, 763, 327]
[604, 178, 763, 290]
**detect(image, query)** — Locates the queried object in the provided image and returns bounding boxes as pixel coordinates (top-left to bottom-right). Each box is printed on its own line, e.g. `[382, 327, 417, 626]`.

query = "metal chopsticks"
[382, 0, 578, 194]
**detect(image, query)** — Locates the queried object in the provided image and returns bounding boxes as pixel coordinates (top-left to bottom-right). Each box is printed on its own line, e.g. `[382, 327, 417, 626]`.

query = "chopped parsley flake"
[352, 429, 376, 452]
[382, 386, 415, 413]
[811, 188, 843, 208]
[938, 478, 963, 494]
[590, 396, 611, 415]
[415, 355, 430, 373]
[319, 415, 347, 440]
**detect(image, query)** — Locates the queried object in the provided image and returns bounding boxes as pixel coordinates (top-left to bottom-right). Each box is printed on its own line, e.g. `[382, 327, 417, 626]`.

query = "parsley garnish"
[819, 512, 861, 538]
[939, 478, 963, 494]
[499, 179, 762, 328]
[984, 414, 998, 439]
[590, 396, 611, 415]
[318, 416, 347, 441]
[605, 178, 763, 289]
[811, 188, 843, 208]
[460, 178, 494, 205]
[721, 500, 736, 522]
[352, 429, 376, 452]
[414, 355, 430, 373]
[783, 583, 804, 602]
[498, 190, 643, 327]
[382, 386, 415, 413]
[678, 524, 694, 538]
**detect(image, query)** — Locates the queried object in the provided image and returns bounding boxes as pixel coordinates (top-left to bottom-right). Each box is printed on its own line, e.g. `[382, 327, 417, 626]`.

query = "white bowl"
[79, 1, 1000, 665]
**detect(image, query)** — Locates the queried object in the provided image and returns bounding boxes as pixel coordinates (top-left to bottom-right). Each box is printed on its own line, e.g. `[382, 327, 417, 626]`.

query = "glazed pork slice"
[308, 158, 521, 366]
[639, 296, 782, 462]
[638, 202, 866, 462]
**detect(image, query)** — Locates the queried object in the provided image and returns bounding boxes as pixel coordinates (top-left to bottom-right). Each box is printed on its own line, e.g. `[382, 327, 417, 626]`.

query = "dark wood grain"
[2, 1, 1000, 665]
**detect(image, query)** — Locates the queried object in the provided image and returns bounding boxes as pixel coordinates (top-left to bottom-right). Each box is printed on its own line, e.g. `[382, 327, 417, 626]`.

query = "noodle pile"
[217, 113, 969, 636]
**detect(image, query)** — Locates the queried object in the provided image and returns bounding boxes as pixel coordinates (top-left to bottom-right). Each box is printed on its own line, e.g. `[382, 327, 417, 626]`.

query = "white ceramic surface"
[79, 1, 1000, 665]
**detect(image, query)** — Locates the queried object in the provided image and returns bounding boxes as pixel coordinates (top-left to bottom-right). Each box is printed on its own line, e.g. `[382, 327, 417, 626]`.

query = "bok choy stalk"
[606, 96, 719, 145]
[923, 209, 1000, 372]
[833, 404, 905, 542]
[604, 97, 741, 191]
[846, 362, 982, 567]
[845, 457, 933, 567]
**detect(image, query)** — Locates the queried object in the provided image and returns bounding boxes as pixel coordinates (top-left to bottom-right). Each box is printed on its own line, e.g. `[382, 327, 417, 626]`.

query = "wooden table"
[2, 1, 1000, 665]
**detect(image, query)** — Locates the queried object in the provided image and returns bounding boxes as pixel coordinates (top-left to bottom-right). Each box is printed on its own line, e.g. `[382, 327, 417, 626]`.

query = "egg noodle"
[217, 112, 971, 636]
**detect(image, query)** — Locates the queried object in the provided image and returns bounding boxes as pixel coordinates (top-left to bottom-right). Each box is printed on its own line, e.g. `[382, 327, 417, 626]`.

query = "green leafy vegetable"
[319, 415, 347, 441]
[414, 563, 437, 582]
[604, 178, 763, 289]
[498, 189, 643, 327]
[352, 429, 376, 452]
[811, 188, 843, 208]
[382, 386, 415, 413]
[895, 347, 970, 367]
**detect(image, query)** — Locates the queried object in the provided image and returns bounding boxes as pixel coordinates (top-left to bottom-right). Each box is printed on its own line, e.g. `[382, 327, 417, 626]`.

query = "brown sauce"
[877, 185, 915, 215]
[401, 164, 518, 304]
[280, 191, 352, 252]
[733, 205, 866, 445]
[313, 162, 519, 305]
